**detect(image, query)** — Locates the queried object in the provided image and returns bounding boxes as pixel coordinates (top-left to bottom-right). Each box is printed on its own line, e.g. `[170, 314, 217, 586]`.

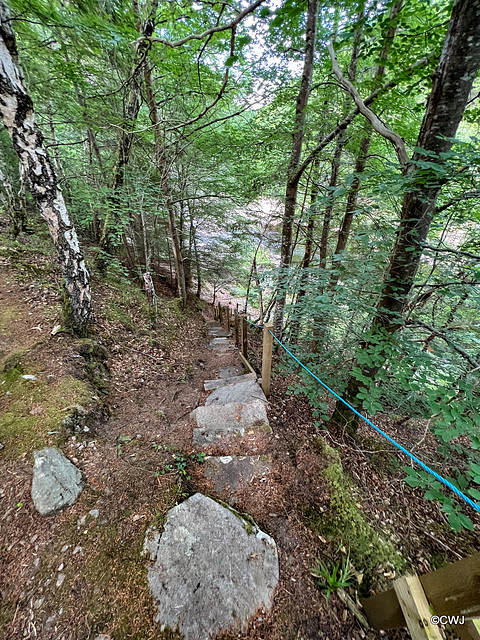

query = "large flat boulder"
[31, 448, 84, 516]
[205, 379, 267, 407]
[146, 493, 278, 640]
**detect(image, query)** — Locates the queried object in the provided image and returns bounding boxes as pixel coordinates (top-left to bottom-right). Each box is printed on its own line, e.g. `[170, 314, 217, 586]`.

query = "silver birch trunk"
[0, 3, 91, 328]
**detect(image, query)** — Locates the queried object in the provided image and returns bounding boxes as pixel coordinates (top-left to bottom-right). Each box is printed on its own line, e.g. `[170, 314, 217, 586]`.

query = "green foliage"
[152, 445, 206, 481]
[310, 547, 355, 603]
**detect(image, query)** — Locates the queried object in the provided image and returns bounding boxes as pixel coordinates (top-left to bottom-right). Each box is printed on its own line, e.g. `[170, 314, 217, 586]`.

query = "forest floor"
[1, 224, 479, 640]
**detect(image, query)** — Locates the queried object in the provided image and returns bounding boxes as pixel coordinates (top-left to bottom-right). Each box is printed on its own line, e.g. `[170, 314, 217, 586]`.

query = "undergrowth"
[307, 438, 405, 595]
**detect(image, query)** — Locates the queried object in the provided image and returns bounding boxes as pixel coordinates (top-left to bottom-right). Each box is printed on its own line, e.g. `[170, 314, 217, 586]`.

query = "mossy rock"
[309, 438, 405, 594]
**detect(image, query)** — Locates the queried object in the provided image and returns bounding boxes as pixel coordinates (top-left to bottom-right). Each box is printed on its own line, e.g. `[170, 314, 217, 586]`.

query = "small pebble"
[56, 573, 65, 588]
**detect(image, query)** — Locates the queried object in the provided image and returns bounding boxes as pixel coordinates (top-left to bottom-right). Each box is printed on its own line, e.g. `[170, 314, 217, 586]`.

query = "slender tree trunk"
[329, 131, 371, 288]
[289, 159, 320, 343]
[328, 0, 403, 290]
[100, 1, 156, 250]
[0, 3, 91, 329]
[319, 135, 344, 270]
[330, 0, 480, 434]
[273, 0, 318, 336]
[143, 61, 187, 304]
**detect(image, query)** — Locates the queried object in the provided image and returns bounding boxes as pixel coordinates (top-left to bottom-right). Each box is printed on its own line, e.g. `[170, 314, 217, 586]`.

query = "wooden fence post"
[393, 575, 443, 640]
[262, 322, 273, 397]
[241, 313, 248, 358]
[217, 303, 222, 324]
[225, 306, 230, 331]
[234, 311, 239, 346]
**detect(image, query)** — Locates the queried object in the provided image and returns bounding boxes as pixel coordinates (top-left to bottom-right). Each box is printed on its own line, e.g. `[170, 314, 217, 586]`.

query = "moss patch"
[308, 438, 405, 593]
[34, 485, 185, 640]
[0, 365, 90, 458]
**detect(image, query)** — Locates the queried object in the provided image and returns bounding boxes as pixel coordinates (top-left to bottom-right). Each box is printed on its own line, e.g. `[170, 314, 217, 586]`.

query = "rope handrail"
[216, 300, 480, 512]
[268, 330, 480, 514]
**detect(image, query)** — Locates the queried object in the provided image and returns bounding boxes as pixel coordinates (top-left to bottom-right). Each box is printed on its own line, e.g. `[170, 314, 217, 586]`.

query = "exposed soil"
[1, 236, 478, 640]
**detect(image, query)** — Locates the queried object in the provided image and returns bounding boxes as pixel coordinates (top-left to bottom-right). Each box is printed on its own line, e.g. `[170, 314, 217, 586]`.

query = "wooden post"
[217, 303, 222, 324]
[225, 306, 230, 331]
[241, 313, 248, 358]
[393, 575, 443, 640]
[234, 311, 239, 346]
[261, 322, 273, 397]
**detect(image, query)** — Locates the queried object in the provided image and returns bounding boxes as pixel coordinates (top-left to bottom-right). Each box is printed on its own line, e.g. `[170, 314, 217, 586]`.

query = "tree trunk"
[0, 3, 91, 329]
[319, 134, 344, 270]
[288, 159, 320, 343]
[100, 1, 156, 250]
[273, 0, 318, 336]
[330, 0, 480, 434]
[329, 131, 371, 289]
[329, 0, 403, 290]
[143, 61, 187, 304]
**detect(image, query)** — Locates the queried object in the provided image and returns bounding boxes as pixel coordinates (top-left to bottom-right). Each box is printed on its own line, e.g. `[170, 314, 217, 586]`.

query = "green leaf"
[225, 55, 238, 67]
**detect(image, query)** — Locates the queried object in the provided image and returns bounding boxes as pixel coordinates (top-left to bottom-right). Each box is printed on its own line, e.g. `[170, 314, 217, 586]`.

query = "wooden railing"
[362, 552, 480, 640]
[213, 301, 273, 396]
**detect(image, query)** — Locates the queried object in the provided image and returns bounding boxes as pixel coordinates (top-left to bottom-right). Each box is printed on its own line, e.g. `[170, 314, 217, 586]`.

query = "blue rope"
[245, 318, 264, 329]
[269, 330, 480, 513]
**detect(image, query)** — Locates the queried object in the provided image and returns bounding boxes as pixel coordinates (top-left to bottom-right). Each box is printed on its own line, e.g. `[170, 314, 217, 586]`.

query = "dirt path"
[2, 255, 477, 640]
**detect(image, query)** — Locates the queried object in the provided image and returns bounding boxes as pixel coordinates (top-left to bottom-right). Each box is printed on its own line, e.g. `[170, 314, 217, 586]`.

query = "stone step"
[219, 366, 243, 378]
[208, 328, 231, 338]
[204, 455, 272, 503]
[205, 379, 267, 407]
[208, 342, 232, 353]
[191, 401, 271, 446]
[204, 372, 256, 391]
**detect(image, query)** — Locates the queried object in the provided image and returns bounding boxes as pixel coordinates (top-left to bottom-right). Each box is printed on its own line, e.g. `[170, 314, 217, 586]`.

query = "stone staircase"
[144, 317, 279, 639]
[191, 318, 273, 504]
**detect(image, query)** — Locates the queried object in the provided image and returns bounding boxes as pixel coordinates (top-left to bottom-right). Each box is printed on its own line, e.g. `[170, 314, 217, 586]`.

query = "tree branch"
[291, 54, 434, 186]
[327, 42, 408, 166]
[406, 320, 480, 368]
[422, 243, 480, 261]
[134, 0, 266, 48]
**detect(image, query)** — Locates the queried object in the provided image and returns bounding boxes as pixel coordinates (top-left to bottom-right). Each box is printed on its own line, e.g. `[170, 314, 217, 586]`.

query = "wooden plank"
[234, 312, 239, 346]
[362, 588, 406, 630]
[452, 620, 480, 640]
[241, 314, 248, 358]
[421, 552, 480, 619]
[261, 322, 273, 397]
[363, 553, 480, 630]
[238, 351, 255, 375]
[393, 575, 443, 640]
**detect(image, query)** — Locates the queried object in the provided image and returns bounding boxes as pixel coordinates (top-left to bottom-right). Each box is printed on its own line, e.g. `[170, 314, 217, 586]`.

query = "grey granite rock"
[31, 448, 83, 516]
[205, 379, 267, 407]
[146, 493, 278, 640]
[204, 372, 256, 391]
